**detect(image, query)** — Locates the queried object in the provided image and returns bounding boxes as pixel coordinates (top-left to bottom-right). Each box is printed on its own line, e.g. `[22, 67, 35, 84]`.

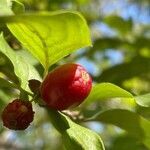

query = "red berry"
[1, 99, 34, 130]
[40, 63, 92, 110]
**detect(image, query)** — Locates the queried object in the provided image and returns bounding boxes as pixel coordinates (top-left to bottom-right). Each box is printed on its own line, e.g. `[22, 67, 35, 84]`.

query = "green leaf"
[95, 109, 150, 149]
[104, 15, 132, 35]
[135, 93, 150, 107]
[133, 37, 150, 51]
[91, 38, 125, 52]
[0, 77, 16, 88]
[0, 34, 41, 92]
[90, 37, 150, 60]
[137, 106, 150, 120]
[96, 56, 150, 84]
[62, 117, 105, 150]
[11, 0, 25, 14]
[47, 109, 105, 150]
[0, 0, 24, 16]
[0, 52, 18, 82]
[84, 83, 133, 105]
[0, 90, 7, 106]
[110, 134, 148, 150]
[2, 11, 92, 71]
[0, 0, 13, 16]
[0, 89, 13, 109]
[84, 83, 150, 109]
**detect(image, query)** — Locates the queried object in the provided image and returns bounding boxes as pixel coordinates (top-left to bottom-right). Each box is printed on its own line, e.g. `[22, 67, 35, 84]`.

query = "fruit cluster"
[1, 63, 92, 130]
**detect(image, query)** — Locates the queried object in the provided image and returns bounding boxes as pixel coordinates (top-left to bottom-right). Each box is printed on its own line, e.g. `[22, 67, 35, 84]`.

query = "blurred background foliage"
[0, 0, 150, 149]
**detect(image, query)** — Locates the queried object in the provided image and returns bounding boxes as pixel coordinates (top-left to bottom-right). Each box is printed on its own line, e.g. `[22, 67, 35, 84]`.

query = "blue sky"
[100, 0, 150, 24]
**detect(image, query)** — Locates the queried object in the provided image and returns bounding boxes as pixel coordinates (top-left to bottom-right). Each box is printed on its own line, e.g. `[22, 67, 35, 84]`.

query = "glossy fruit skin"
[1, 99, 34, 130]
[40, 63, 92, 110]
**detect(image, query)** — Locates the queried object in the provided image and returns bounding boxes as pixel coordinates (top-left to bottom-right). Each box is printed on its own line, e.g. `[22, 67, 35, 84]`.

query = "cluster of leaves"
[0, 0, 150, 150]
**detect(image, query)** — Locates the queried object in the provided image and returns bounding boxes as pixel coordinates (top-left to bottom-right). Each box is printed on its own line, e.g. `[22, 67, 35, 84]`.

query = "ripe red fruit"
[40, 63, 92, 110]
[1, 99, 34, 130]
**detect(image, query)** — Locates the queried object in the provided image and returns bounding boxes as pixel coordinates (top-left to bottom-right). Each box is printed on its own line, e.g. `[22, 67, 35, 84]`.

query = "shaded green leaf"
[89, 37, 150, 60]
[96, 56, 150, 84]
[95, 109, 150, 149]
[0, 34, 41, 92]
[11, 0, 25, 14]
[0, 52, 18, 82]
[137, 106, 150, 120]
[1, 11, 92, 71]
[84, 83, 133, 105]
[0, 77, 16, 88]
[104, 15, 132, 34]
[0, 90, 7, 106]
[47, 109, 105, 150]
[91, 38, 125, 52]
[110, 134, 148, 150]
[0, 89, 14, 110]
[133, 37, 150, 50]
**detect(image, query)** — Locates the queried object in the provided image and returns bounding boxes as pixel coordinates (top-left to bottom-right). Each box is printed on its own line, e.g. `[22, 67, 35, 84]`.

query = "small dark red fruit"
[1, 99, 34, 130]
[40, 63, 92, 110]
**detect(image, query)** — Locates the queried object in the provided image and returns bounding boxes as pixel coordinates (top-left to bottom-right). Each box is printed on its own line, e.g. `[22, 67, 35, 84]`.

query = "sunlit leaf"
[47, 109, 105, 150]
[135, 93, 150, 107]
[0, 0, 12, 16]
[0, 11, 92, 71]
[84, 83, 150, 109]
[0, 34, 41, 92]
[84, 83, 133, 105]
